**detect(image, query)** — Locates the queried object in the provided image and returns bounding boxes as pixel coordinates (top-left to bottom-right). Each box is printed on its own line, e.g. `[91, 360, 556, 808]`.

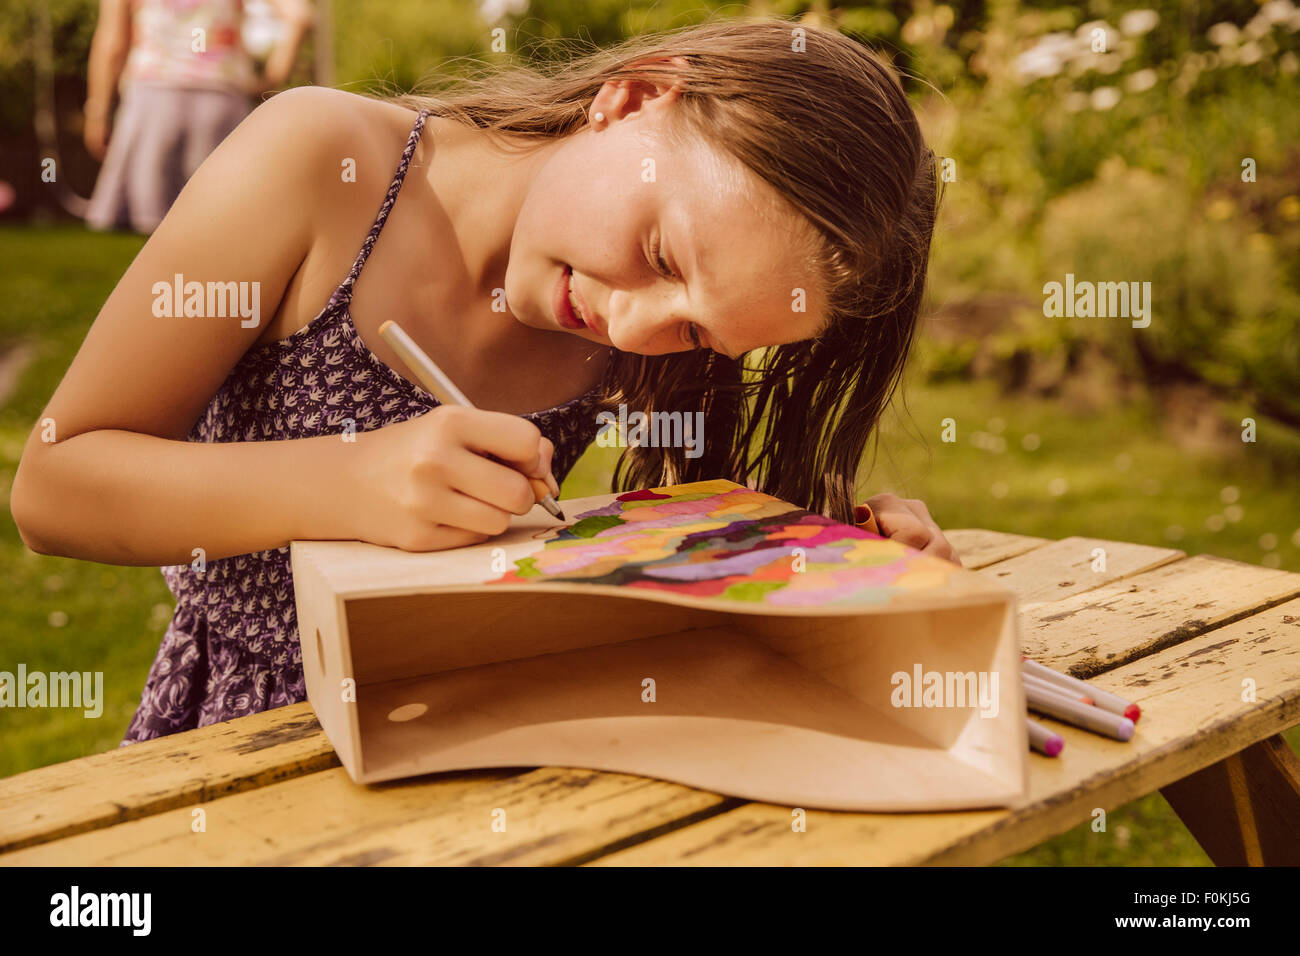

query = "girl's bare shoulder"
[241, 87, 420, 187]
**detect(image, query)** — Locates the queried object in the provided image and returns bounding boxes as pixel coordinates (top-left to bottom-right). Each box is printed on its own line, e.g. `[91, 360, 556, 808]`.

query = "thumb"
[533, 437, 559, 496]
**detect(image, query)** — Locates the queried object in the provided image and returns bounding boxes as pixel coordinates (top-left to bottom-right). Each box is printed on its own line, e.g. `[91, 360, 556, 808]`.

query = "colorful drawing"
[489, 479, 956, 606]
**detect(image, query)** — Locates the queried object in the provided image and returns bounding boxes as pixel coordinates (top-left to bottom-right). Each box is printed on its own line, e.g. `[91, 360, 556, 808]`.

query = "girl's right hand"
[352, 405, 560, 552]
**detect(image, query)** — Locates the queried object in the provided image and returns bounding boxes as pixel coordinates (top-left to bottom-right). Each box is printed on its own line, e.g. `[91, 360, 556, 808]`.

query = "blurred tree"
[331, 0, 489, 91]
[0, 0, 98, 138]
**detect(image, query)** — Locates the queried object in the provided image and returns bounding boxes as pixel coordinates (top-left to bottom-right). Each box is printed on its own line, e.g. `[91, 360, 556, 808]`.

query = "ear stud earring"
[593, 111, 605, 122]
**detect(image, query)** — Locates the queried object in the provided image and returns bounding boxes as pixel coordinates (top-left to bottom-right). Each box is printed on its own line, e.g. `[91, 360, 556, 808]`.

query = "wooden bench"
[3, 529, 1299, 866]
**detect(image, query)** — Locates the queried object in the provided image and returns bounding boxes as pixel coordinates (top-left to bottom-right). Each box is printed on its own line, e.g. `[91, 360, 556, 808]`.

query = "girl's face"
[506, 63, 826, 359]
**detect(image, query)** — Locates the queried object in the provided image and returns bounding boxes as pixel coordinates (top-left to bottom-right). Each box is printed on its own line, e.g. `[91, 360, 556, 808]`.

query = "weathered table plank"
[976, 536, 1183, 605]
[1019, 555, 1300, 677]
[0, 703, 337, 853]
[945, 529, 1050, 570]
[0, 764, 736, 866]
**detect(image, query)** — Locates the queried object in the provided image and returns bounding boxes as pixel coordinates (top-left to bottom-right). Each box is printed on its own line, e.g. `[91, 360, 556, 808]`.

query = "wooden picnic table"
[3, 529, 1299, 866]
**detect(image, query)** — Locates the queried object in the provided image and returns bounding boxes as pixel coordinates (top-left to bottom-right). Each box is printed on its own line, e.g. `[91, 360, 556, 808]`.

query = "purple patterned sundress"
[122, 109, 610, 744]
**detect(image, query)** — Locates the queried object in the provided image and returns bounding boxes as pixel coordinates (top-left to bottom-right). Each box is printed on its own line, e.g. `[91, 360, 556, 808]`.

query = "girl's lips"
[571, 276, 605, 338]
[553, 264, 586, 330]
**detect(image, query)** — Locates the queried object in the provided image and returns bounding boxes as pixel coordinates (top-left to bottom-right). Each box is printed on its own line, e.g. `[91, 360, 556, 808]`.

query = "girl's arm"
[84, 0, 132, 160]
[14, 86, 558, 567]
[256, 0, 314, 92]
[15, 87, 368, 566]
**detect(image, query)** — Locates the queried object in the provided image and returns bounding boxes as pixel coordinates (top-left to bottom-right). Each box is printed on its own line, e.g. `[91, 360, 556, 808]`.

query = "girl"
[12, 17, 958, 744]
[84, 0, 313, 233]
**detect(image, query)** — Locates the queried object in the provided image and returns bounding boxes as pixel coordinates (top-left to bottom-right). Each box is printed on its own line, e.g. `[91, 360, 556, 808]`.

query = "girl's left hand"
[857, 493, 961, 566]
[84, 113, 110, 160]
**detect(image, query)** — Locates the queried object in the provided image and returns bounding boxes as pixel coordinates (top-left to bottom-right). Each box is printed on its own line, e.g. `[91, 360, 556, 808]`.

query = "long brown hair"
[395, 16, 938, 523]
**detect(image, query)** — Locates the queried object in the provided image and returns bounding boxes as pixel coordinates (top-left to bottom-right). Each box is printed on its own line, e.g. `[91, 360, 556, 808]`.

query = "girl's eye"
[650, 234, 676, 279]
[652, 234, 696, 349]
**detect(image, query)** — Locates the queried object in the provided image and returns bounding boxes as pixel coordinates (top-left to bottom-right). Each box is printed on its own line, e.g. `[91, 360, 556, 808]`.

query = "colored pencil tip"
[1124, 703, 1141, 723]
[1117, 718, 1136, 742]
[555, 508, 565, 521]
[1044, 736, 1064, 757]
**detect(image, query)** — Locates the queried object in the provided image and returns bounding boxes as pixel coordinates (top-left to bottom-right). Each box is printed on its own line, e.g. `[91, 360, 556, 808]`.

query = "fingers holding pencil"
[532, 435, 561, 498]
[378, 319, 566, 521]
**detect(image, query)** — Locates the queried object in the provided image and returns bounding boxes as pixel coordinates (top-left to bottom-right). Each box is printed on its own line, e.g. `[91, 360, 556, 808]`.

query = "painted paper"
[489, 479, 955, 606]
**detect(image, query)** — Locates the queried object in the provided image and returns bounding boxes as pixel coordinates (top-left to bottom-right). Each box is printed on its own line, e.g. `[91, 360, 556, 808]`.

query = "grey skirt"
[85, 82, 252, 234]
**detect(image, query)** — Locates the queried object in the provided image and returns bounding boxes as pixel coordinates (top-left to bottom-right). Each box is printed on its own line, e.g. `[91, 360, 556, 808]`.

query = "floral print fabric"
[122, 109, 607, 743]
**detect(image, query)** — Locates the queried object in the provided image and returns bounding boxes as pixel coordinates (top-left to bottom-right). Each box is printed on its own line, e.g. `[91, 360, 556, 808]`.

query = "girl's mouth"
[553, 264, 587, 331]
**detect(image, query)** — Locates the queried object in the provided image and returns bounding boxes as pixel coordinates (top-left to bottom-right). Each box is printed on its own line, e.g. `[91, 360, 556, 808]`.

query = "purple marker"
[1027, 717, 1064, 757]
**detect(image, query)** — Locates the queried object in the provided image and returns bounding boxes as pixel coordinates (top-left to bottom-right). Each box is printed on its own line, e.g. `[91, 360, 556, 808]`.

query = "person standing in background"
[84, 0, 313, 233]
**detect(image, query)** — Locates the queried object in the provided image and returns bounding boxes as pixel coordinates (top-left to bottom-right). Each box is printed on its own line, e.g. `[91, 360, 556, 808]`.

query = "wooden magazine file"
[291, 481, 1028, 811]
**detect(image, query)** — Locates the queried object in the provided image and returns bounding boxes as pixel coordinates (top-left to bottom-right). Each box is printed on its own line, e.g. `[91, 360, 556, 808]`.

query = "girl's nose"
[606, 288, 682, 354]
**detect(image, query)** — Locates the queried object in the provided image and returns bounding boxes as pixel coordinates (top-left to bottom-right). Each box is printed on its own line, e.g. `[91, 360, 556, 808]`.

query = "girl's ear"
[592, 55, 689, 125]
[631, 54, 690, 93]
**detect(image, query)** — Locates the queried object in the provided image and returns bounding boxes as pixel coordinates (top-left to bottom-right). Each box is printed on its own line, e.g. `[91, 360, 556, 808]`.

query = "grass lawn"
[2, 224, 1296, 865]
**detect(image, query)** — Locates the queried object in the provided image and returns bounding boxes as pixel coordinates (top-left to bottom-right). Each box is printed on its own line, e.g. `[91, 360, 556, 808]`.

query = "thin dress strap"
[335, 108, 432, 303]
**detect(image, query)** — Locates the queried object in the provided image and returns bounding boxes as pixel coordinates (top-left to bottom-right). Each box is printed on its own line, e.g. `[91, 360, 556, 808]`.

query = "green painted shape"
[568, 514, 626, 538]
[721, 579, 788, 602]
[512, 557, 542, 578]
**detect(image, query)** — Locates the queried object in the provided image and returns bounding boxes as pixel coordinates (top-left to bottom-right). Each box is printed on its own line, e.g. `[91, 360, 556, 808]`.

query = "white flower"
[1120, 9, 1159, 36]
[1125, 68, 1158, 92]
[1090, 86, 1122, 110]
[1015, 43, 1067, 81]
[1207, 21, 1240, 46]
[1260, 0, 1295, 25]
[1076, 20, 1119, 53]
[1238, 41, 1264, 64]
[1281, 51, 1300, 73]
[478, 0, 528, 23]
[1244, 15, 1272, 39]
[1013, 31, 1077, 83]
[1039, 32, 1077, 55]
